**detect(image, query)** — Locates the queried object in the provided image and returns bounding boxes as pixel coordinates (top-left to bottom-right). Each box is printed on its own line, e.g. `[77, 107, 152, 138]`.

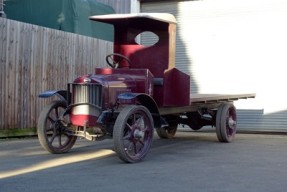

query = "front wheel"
[37, 100, 77, 153]
[215, 102, 237, 143]
[113, 105, 154, 163]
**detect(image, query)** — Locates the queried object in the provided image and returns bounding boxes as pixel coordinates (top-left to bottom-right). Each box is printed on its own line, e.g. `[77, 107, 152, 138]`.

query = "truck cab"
[67, 13, 191, 132]
[90, 13, 190, 107]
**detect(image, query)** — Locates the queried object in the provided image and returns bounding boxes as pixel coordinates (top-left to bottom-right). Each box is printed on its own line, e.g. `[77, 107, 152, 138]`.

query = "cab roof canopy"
[90, 13, 177, 77]
[89, 13, 176, 30]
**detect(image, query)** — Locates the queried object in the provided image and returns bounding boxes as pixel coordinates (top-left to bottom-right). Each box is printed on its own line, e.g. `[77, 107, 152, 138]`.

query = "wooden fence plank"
[0, 18, 7, 128]
[0, 18, 113, 130]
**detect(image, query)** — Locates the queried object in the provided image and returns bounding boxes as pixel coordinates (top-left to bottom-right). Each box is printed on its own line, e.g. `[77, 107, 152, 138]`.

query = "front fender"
[117, 93, 161, 128]
[38, 90, 70, 102]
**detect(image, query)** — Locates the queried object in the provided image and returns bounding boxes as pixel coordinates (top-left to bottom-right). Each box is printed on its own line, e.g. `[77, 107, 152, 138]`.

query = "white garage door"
[141, 0, 287, 130]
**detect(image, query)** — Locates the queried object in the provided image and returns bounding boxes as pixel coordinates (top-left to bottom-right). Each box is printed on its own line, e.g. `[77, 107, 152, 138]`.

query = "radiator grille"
[71, 84, 103, 108]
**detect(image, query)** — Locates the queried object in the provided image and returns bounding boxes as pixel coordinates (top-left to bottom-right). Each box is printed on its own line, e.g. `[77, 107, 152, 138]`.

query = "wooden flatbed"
[191, 93, 256, 103]
[159, 93, 255, 115]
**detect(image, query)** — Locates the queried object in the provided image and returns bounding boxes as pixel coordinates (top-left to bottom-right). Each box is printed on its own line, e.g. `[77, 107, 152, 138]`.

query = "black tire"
[37, 100, 77, 153]
[215, 102, 237, 143]
[113, 105, 154, 163]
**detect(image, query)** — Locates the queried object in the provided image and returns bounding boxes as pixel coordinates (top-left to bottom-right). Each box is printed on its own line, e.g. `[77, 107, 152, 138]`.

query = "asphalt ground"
[1, 130, 287, 192]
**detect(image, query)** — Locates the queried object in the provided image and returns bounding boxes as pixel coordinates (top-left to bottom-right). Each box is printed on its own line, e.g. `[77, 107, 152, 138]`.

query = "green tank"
[4, 0, 114, 41]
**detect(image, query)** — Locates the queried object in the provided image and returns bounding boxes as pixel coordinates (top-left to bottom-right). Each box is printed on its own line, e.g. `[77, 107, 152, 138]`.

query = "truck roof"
[89, 13, 177, 25]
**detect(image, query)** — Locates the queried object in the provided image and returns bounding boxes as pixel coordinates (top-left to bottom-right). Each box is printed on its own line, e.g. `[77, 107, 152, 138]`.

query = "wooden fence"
[0, 18, 113, 130]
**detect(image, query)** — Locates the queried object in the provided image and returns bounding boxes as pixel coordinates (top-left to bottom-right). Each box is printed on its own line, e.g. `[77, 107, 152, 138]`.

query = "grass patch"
[0, 128, 37, 138]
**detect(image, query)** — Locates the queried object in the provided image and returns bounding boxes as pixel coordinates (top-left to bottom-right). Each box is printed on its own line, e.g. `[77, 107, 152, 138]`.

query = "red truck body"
[37, 13, 255, 163]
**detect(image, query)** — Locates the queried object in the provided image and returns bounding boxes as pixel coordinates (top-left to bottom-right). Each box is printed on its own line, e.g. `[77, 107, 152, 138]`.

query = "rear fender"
[38, 90, 70, 103]
[117, 93, 161, 128]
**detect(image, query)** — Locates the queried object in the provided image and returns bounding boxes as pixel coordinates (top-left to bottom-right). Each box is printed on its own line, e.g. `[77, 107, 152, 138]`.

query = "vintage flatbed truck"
[37, 13, 255, 163]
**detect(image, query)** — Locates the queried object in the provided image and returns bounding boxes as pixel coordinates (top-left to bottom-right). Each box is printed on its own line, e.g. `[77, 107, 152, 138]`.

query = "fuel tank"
[70, 68, 153, 127]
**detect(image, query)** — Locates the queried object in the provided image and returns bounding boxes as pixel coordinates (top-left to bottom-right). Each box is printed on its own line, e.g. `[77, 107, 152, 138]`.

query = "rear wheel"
[113, 105, 154, 163]
[215, 102, 237, 143]
[156, 122, 177, 139]
[37, 100, 77, 153]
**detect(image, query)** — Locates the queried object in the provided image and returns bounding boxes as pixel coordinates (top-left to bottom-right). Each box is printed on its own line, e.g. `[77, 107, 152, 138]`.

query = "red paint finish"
[154, 68, 190, 107]
[114, 44, 169, 78]
[70, 114, 98, 127]
[95, 68, 154, 96]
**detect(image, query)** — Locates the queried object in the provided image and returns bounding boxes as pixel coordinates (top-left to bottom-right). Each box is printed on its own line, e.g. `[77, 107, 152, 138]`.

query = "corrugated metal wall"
[141, 0, 287, 131]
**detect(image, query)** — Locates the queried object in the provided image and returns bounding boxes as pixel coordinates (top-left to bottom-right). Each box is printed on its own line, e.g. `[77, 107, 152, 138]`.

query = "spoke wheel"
[113, 105, 154, 163]
[216, 102, 237, 143]
[37, 100, 77, 153]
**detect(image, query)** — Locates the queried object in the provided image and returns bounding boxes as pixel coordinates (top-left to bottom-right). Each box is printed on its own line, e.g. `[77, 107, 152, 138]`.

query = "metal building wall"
[141, 0, 287, 131]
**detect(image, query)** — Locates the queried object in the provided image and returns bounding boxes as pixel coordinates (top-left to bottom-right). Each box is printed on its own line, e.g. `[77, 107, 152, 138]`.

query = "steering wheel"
[105, 53, 131, 68]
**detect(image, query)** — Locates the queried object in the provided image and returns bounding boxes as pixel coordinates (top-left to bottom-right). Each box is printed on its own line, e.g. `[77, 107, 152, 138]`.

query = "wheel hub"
[228, 117, 236, 128]
[133, 129, 145, 139]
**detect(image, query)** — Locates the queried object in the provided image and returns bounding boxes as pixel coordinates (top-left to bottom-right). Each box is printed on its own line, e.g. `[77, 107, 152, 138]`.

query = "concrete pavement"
[1, 130, 287, 192]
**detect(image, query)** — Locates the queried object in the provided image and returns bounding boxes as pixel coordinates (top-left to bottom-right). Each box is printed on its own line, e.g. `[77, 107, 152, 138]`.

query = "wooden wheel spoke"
[141, 124, 149, 132]
[227, 128, 232, 136]
[132, 114, 136, 124]
[54, 107, 60, 118]
[134, 142, 144, 154]
[123, 132, 131, 140]
[125, 142, 134, 153]
[47, 116, 56, 124]
[138, 140, 145, 147]
[133, 143, 138, 154]
[126, 122, 133, 131]
[49, 132, 57, 145]
[135, 141, 145, 154]
[134, 116, 143, 127]
[58, 134, 62, 146]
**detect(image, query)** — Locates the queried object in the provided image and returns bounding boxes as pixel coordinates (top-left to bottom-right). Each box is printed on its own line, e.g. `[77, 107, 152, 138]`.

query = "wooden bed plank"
[190, 93, 256, 104]
[159, 93, 255, 115]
